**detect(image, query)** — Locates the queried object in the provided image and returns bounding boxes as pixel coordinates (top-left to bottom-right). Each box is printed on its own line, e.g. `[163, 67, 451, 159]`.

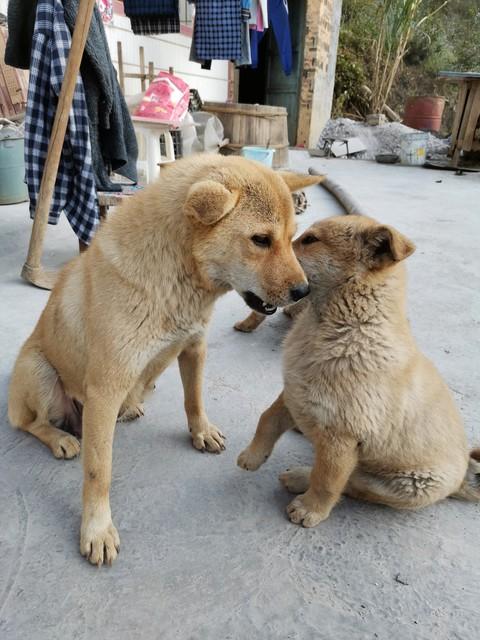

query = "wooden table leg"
[21, 0, 97, 290]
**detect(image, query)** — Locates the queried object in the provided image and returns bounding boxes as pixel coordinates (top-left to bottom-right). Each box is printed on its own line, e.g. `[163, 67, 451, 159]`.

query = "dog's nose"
[290, 283, 310, 302]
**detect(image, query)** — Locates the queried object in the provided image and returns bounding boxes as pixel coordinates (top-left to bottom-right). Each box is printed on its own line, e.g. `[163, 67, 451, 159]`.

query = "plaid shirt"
[194, 0, 242, 60]
[25, 0, 99, 245]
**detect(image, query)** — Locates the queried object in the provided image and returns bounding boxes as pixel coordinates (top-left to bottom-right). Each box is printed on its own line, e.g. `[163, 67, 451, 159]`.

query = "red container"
[403, 96, 445, 132]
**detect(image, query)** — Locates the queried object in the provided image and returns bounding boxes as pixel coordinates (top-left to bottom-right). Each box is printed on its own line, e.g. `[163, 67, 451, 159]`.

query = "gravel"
[318, 117, 450, 160]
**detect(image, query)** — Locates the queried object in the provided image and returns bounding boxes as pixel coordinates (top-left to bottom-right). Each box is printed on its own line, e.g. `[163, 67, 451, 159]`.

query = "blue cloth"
[250, 0, 292, 75]
[123, 0, 177, 16]
[194, 0, 242, 61]
[236, 0, 251, 66]
[25, 0, 99, 244]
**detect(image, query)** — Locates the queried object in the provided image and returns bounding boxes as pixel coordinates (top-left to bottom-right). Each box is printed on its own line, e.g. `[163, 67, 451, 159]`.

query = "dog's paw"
[286, 494, 329, 528]
[80, 518, 120, 567]
[118, 404, 145, 422]
[234, 319, 255, 333]
[191, 423, 225, 453]
[279, 467, 311, 494]
[237, 446, 269, 471]
[51, 433, 81, 459]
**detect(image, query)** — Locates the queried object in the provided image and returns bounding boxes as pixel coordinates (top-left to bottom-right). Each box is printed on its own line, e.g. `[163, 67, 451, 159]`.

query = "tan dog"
[8, 154, 321, 565]
[238, 215, 480, 526]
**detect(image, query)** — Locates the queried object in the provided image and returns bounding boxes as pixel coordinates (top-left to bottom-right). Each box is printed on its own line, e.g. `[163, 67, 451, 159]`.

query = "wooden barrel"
[202, 101, 289, 168]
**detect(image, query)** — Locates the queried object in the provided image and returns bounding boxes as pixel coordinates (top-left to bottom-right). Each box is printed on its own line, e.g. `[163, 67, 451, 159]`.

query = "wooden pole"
[139, 46, 146, 92]
[117, 41, 125, 93]
[21, 0, 97, 290]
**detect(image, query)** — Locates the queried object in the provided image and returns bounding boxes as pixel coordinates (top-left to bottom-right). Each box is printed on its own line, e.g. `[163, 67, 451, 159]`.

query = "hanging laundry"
[236, 0, 252, 67]
[25, 0, 99, 244]
[6, 0, 138, 192]
[123, 0, 180, 35]
[193, 0, 242, 61]
[248, 0, 268, 30]
[97, 0, 113, 25]
[250, 0, 292, 75]
[5, 0, 39, 70]
[259, 0, 268, 28]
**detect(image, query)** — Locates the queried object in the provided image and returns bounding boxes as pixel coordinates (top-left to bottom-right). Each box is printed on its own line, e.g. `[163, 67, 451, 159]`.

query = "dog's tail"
[451, 449, 480, 501]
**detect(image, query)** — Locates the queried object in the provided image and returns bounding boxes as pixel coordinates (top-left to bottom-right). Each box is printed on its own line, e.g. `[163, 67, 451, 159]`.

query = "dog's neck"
[95, 192, 228, 303]
[308, 266, 408, 330]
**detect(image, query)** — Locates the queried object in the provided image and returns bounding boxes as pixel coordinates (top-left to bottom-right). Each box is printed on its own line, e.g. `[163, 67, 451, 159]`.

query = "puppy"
[238, 215, 480, 526]
[8, 154, 320, 564]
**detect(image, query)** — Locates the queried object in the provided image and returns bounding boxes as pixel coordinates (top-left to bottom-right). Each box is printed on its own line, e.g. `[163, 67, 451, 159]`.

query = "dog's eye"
[301, 234, 318, 245]
[251, 235, 271, 248]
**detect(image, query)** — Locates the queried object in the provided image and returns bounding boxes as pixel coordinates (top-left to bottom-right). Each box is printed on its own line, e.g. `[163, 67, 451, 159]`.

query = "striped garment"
[25, 0, 99, 244]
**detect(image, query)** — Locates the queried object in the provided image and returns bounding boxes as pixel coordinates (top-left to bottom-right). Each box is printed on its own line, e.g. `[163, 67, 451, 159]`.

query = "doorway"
[238, 1, 307, 146]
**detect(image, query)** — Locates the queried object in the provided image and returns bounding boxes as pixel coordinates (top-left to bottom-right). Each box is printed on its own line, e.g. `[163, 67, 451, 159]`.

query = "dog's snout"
[290, 283, 310, 302]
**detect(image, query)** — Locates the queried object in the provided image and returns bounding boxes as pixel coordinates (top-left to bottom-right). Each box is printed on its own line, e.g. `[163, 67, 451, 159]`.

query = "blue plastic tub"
[241, 146, 275, 167]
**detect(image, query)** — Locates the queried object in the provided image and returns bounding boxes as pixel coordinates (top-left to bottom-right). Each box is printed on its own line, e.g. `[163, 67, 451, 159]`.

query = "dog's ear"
[277, 172, 324, 192]
[360, 225, 415, 269]
[184, 180, 239, 225]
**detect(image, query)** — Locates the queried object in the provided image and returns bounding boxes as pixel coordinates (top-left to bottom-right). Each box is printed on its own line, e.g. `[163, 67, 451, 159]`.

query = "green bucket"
[0, 124, 28, 205]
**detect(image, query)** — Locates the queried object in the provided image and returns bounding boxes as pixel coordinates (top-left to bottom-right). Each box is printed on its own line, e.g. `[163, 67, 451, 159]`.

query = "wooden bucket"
[202, 101, 289, 168]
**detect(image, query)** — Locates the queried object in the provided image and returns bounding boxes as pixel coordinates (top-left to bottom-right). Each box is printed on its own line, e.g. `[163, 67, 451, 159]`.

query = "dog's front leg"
[178, 336, 225, 453]
[286, 431, 358, 528]
[237, 392, 294, 471]
[80, 387, 123, 566]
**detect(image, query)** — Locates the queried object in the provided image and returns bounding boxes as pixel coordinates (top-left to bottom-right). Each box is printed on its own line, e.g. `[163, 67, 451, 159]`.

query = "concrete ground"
[0, 151, 479, 640]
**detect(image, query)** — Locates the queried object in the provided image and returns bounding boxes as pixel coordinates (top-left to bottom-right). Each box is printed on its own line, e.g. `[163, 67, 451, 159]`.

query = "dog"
[8, 154, 321, 565]
[238, 215, 480, 526]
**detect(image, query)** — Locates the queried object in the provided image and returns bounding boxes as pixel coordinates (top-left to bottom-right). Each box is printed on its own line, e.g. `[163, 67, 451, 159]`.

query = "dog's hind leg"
[234, 311, 266, 333]
[279, 466, 312, 494]
[237, 392, 294, 471]
[345, 467, 458, 509]
[8, 342, 80, 459]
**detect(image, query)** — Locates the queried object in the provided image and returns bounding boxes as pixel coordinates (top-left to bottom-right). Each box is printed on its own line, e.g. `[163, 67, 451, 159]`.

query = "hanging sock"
[25, 0, 99, 245]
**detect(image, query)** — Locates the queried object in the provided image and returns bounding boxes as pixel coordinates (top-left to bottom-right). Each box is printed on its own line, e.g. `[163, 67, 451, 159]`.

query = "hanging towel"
[5, 0, 138, 191]
[194, 0, 242, 61]
[25, 0, 99, 244]
[123, 0, 180, 35]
